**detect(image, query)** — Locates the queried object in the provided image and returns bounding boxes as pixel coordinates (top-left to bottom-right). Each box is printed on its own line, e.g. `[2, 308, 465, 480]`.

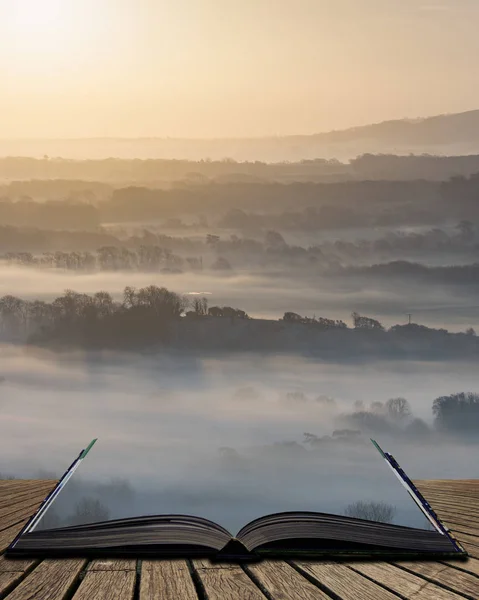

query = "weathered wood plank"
[422, 491, 479, 510]
[247, 560, 332, 599]
[0, 482, 55, 495]
[441, 519, 479, 539]
[444, 557, 479, 577]
[88, 560, 136, 571]
[72, 570, 136, 600]
[0, 498, 48, 522]
[431, 507, 479, 526]
[0, 572, 25, 598]
[427, 498, 479, 516]
[0, 556, 38, 573]
[194, 560, 265, 600]
[0, 556, 38, 598]
[453, 531, 479, 548]
[349, 561, 466, 599]
[459, 541, 479, 560]
[427, 502, 479, 522]
[4, 559, 86, 600]
[295, 561, 401, 600]
[0, 504, 49, 533]
[419, 494, 479, 502]
[140, 560, 198, 600]
[0, 486, 54, 510]
[417, 490, 479, 502]
[395, 561, 479, 598]
[417, 486, 479, 501]
[0, 518, 32, 553]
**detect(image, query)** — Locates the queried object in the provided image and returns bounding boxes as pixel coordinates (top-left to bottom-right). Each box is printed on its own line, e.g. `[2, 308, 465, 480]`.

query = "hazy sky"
[1, 0, 479, 138]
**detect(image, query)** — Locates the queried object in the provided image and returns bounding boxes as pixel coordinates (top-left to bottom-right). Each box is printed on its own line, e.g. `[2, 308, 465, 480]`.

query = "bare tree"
[69, 497, 110, 526]
[343, 501, 396, 524]
[386, 397, 411, 421]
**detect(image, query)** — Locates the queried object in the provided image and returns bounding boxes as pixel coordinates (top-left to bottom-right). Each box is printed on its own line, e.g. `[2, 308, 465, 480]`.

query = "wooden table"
[0, 479, 477, 599]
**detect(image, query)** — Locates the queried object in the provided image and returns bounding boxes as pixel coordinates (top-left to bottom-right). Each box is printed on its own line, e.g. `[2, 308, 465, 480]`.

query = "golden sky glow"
[0, 0, 478, 138]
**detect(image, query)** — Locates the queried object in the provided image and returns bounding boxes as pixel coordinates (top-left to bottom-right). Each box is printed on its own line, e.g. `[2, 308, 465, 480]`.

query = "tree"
[206, 234, 220, 245]
[352, 312, 384, 330]
[385, 397, 411, 421]
[343, 501, 396, 524]
[432, 392, 479, 433]
[69, 497, 110, 526]
[211, 257, 232, 270]
[283, 312, 302, 323]
[193, 297, 208, 316]
[265, 230, 286, 248]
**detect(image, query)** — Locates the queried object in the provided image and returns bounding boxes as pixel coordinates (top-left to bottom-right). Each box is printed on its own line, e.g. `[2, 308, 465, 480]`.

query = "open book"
[7, 440, 466, 560]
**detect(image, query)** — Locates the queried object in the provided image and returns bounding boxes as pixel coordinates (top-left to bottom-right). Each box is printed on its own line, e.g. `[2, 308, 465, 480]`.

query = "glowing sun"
[8, 0, 68, 35]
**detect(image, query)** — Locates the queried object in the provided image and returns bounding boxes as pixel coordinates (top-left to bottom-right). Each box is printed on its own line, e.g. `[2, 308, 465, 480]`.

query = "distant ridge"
[308, 109, 479, 146]
[2, 110, 479, 162]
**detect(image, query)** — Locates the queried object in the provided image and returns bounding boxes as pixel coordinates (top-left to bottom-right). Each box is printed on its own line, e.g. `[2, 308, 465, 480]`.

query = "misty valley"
[0, 155, 478, 531]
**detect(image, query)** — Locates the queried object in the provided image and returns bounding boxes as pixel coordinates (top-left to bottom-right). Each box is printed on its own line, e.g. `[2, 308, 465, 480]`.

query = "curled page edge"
[370, 439, 466, 554]
[8, 438, 97, 548]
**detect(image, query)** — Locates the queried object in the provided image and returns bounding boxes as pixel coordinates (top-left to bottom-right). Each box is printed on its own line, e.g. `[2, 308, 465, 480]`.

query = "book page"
[33, 432, 434, 535]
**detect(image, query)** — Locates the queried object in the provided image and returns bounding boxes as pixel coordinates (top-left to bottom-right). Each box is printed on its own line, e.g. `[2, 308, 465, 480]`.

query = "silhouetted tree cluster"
[352, 312, 385, 330]
[282, 312, 347, 330]
[432, 392, 479, 434]
[69, 498, 111, 526]
[0, 286, 189, 347]
[0, 198, 98, 229]
[345, 259, 479, 287]
[1, 246, 197, 273]
[208, 306, 249, 319]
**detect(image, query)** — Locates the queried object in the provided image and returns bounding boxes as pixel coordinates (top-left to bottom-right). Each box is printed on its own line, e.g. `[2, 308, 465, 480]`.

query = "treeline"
[302, 392, 479, 440]
[1, 225, 479, 277]
[105, 180, 440, 226]
[4, 154, 479, 183]
[0, 288, 477, 355]
[0, 157, 346, 183]
[1, 247, 202, 273]
[341, 260, 479, 286]
[2, 178, 479, 231]
[0, 287, 249, 347]
[0, 199, 99, 229]
[0, 180, 442, 230]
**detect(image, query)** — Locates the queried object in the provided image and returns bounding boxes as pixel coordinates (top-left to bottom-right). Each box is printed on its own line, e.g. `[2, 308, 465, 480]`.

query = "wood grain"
[194, 560, 265, 600]
[88, 560, 136, 571]
[0, 479, 478, 600]
[0, 556, 38, 573]
[349, 561, 466, 599]
[0, 498, 47, 522]
[452, 531, 479, 548]
[140, 560, 198, 600]
[444, 557, 479, 577]
[422, 494, 479, 513]
[459, 541, 479, 560]
[4, 559, 86, 600]
[0, 487, 54, 512]
[0, 518, 32, 553]
[295, 561, 401, 600]
[0, 556, 38, 598]
[0, 572, 25, 598]
[72, 570, 136, 600]
[395, 561, 479, 598]
[247, 560, 332, 599]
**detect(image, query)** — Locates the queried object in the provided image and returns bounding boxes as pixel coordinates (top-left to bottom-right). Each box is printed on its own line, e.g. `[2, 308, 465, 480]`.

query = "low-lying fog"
[1, 345, 477, 532]
[0, 264, 478, 333]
